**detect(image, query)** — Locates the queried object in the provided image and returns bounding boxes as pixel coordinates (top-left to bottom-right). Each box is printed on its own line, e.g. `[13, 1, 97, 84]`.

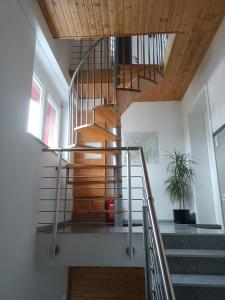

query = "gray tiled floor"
[53, 222, 225, 235]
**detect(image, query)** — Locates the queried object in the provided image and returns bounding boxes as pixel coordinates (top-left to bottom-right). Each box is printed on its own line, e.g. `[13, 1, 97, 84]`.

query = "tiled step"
[172, 274, 225, 300]
[74, 123, 121, 141]
[162, 233, 225, 250]
[166, 249, 225, 275]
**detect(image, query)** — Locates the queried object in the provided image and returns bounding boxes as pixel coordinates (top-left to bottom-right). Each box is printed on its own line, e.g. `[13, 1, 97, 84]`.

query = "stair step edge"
[166, 249, 225, 258]
[172, 274, 225, 287]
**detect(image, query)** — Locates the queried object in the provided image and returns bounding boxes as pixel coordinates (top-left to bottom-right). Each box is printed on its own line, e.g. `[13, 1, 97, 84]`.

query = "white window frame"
[28, 73, 61, 148]
[42, 96, 60, 148]
[27, 74, 45, 139]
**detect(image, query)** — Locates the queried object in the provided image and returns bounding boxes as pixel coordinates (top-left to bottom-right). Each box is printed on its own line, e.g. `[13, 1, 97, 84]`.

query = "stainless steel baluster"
[86, 56, 89, 124]
[123, 37, 125, 88]
[107, 37, 110, 104]
[143, 205, 153, 299]
[137, 36, 140, 90]
[143, 35, 146, 77]
[148, 35, 151, 80]
[93, 48, 96, 123]
[100, 39, 103, 105]
[127, 150, 133, 260]
[63, 168, 69, 224]
[160, 35, 163, 75]
[156, 35, 159, 72]
[77, 72, 79, 127]
[81, 64, 83, 125]
[51, 151, 62, 258]
[153, 35, 156, 82]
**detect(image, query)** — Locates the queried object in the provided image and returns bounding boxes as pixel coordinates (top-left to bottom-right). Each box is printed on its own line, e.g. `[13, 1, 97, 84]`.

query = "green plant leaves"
[165, 150, 195, 209]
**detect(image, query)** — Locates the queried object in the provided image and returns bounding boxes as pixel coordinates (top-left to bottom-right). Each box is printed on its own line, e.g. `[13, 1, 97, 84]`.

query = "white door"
[214, 127, 225, 225]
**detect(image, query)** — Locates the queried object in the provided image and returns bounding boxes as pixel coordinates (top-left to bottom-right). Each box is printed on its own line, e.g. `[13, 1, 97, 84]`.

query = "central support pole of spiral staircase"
[112, 37, 123, 227]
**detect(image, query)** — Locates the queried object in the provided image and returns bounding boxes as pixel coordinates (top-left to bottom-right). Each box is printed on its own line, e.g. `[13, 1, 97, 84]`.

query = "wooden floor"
[68, 267, 145, 300]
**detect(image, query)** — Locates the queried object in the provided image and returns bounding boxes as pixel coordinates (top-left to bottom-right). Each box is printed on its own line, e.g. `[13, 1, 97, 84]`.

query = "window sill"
[27, 132, 68, 162]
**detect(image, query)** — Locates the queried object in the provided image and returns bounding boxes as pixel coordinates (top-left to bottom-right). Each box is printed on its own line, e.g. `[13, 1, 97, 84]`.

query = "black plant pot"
[173, 209, 190, 224]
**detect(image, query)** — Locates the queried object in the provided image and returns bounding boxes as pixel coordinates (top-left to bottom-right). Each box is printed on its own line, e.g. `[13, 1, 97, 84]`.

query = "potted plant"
[165, 150, 195, 224]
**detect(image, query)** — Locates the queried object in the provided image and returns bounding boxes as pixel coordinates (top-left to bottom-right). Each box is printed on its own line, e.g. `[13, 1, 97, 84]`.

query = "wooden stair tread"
[117, 87, 141, 92]
[64, 163, 122, 169]
[93, 104, 120, 127]
[70, 179, 122, 186]
[117, 75, 159, 113]
[74, 123, 121, 141]
[68, 143, 120, 155]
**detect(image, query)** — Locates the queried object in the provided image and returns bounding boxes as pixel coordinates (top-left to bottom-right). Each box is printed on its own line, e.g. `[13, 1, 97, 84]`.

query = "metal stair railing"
[39, 146, 175, 300]
[68, 37, 115, 146]
[68, 34, 169, 146]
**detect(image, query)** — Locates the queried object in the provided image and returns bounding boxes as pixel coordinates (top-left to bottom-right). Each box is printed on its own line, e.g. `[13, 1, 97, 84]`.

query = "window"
[27, 77, 43, 138]
[27, 75, 60, 148]
[43, 98, 59, 147]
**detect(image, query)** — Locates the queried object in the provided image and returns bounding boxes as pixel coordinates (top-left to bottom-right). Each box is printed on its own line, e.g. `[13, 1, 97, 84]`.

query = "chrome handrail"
[139, 147, 175, 299]
[42, 146, 175, 299]
[69, 38, 103, 92]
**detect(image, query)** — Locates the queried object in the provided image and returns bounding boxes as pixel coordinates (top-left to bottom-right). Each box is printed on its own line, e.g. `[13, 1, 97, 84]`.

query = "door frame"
[187, 84, 223, 227]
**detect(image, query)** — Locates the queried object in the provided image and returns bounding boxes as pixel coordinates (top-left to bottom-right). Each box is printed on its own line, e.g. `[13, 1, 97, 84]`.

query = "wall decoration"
[123, 131, 159, 164]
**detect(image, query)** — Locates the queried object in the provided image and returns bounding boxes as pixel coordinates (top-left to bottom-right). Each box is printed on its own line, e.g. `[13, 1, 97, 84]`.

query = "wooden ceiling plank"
[68, 0, 83, 36]
[131, 0, 140, 34]
[174, 0, 191, 32]
[76, 0, 91, 37]
[108, 0, 117, 35]
[92, 0, 104, 35]
[116, 0, 124, 34]
[59, 0, 78, 36]
[158, 0, 171, 33]
[100, 0, 111, 36]
[165, 1, 210, 77]
[200, 0, 225, 32]
[124, 0, 132, 35]
[176, 0, 215, 74]
[177, 0, 201, 33]
[145, 0, 158, 34]
[51, 0, 70, 37]
[38, 0, 62, 37]
[151, 0, 164, 33]
[39, 0, 225, 104]
[84, 0, 97, 36]
[138, 0, 148, 34]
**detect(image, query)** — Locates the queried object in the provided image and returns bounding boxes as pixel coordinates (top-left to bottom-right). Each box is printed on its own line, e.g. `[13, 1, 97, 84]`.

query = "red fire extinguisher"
[106, 197, 114, 224]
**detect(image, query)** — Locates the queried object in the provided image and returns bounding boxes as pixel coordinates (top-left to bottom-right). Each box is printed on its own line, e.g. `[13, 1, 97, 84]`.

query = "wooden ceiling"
[38, 0, 225, 101]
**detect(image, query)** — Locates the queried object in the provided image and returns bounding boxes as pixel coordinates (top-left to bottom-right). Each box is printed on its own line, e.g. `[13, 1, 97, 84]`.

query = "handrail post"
[112, 37, 118, 109]
[63, 167, 69, 224]
[143, 205, 153, 300]
[51, 151, 62, 258]
[139, 147, 175, 299]
[127, 150, 133, 260]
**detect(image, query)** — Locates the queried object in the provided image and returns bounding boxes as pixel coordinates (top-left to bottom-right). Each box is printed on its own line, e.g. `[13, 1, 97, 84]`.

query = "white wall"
[182, 17, 225, 226]
[121, 101, 185, 220]
[182, 17, 225, 134]
[0, 1, 68, 299]
[18, 0, 72, 84]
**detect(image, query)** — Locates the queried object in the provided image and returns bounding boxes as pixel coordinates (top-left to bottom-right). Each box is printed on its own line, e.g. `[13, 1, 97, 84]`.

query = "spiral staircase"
[66, 35, 167, 224]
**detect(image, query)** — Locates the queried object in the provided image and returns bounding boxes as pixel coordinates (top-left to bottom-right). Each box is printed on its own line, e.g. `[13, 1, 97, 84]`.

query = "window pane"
[27, 78, 43, 138]
[43, 99, 58, 147]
